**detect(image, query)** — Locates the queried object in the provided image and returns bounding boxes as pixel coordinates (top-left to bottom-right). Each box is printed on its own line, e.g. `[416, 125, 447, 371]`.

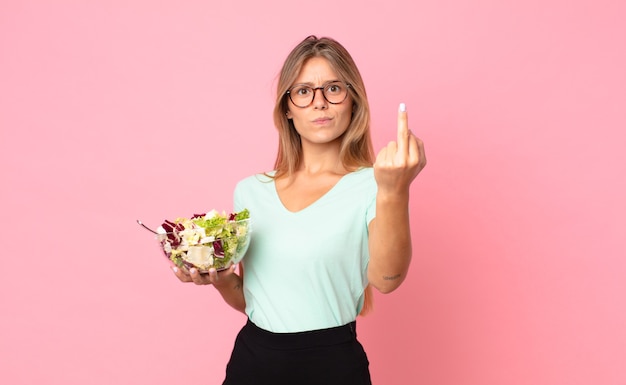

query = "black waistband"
[242, 319, 357, 349]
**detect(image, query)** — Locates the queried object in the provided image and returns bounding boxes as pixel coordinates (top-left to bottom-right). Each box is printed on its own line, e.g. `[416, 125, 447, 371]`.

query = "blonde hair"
[272, 35, 375, 177]
[271, 36, 375, 315]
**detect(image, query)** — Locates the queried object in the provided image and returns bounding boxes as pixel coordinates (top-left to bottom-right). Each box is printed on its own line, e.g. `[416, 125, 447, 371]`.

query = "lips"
[312, 117, 332, 124]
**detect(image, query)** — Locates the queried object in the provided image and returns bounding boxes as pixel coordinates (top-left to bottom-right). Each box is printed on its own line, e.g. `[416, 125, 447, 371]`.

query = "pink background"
[1, 1, 625, 384]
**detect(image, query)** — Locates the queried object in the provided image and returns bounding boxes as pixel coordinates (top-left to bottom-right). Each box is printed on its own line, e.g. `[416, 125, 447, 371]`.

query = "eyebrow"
[291, 79, 342, 87]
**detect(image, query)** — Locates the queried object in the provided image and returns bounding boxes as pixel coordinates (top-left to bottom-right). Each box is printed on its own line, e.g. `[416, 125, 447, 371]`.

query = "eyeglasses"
[286, 81, 351, 108]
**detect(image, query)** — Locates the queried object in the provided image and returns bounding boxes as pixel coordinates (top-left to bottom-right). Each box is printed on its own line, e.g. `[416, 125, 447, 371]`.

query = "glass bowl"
[156, 218, 251, 272]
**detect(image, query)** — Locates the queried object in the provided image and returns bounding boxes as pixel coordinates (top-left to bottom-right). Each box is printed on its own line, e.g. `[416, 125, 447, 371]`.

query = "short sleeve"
[366, 194, 376, 226]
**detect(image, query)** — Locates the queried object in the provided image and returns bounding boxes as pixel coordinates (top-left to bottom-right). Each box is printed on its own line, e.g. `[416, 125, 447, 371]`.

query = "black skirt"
[222, 319, 372, 385]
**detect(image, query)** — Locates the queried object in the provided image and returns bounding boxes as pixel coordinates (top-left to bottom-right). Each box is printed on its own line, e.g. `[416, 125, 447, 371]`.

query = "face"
[286, 57, 353, 147]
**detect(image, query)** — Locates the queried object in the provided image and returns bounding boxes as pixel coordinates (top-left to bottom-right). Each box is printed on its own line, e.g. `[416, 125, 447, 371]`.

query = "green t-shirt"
[233, 167, 377, 333]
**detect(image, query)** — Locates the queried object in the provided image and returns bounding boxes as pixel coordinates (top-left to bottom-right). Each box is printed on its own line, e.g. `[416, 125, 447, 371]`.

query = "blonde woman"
[172, 35, 427, 385]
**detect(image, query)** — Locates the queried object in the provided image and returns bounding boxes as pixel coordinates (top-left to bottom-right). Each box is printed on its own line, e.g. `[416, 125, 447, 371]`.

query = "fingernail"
[399, 102, 406, 112]
[172, 266, 178, 273]
[189, 268, 197, 274]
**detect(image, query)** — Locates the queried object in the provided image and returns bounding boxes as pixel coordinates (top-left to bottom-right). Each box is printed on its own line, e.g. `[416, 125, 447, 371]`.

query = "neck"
[299, 140, 344, 175]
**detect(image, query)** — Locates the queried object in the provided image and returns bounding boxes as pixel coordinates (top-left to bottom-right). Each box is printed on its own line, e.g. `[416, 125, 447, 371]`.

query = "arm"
[368, 103, 427, 293]
[367, 192, 412, 293]
[172, 264, 246, 313]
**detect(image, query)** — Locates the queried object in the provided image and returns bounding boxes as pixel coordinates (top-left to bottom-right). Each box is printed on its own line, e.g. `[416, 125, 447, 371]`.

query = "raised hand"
[368, 103, 427, 293]
[373, 103, 427, 195]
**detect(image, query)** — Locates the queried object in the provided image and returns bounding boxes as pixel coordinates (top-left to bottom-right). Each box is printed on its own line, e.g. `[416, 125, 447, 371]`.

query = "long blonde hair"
[272, 35, 375, 177]
[271, 36, 375, 315]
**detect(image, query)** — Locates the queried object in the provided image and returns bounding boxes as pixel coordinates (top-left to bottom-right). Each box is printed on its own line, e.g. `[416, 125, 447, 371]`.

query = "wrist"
[376, 189, 410, 206]
[213, 272, 242, 291]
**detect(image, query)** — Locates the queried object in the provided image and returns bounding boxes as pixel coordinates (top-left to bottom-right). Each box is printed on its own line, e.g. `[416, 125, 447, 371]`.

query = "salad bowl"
[140, 209, 251, 272]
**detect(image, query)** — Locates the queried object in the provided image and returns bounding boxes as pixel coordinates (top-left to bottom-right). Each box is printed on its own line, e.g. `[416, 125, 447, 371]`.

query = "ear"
[286, 110, 293, 119]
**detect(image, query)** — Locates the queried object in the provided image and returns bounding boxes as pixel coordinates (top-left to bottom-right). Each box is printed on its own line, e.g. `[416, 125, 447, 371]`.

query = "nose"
[312, 87, 328, 109]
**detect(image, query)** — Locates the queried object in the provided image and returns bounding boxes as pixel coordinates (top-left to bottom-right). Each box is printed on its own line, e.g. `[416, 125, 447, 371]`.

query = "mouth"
[312, 117, 332, 124]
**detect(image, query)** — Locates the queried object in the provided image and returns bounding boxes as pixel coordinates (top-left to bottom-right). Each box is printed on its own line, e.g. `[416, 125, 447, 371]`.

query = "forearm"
[368, 101, 425, 293]
[213, 273, 246, 313]
[368, 190, 412, 293]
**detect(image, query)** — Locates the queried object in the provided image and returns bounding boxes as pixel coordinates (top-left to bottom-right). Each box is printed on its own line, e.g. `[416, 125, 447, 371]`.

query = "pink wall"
[1, 1, 625, 384]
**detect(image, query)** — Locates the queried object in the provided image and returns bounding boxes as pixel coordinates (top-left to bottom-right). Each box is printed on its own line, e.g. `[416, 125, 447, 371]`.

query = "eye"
[326, 83, 344, 94]
[293, 86, 311, 96]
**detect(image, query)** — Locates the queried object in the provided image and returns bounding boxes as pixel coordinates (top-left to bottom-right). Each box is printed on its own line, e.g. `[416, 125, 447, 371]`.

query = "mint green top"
[233, 167, 377, 333]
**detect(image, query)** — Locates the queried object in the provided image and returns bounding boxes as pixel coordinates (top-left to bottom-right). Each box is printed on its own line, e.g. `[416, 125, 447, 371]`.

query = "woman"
[172, 35, 427, 384]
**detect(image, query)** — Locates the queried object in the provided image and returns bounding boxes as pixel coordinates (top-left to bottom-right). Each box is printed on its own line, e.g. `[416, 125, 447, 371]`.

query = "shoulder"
[334, 167, 377, 201]
[235, 172, 275, 192]
[351, 166, 374, 178]
[346, 167, 376, 187]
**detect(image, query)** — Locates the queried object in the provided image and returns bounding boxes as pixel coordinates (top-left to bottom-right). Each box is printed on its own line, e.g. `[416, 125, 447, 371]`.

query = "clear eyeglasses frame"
[286, 81, 351, 108]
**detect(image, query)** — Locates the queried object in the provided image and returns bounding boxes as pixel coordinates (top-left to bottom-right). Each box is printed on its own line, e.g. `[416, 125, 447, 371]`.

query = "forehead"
[294, 57, 339, 84]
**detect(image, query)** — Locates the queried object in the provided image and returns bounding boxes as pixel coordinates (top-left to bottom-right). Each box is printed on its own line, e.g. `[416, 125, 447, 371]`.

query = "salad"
[157, 209, 251, 272]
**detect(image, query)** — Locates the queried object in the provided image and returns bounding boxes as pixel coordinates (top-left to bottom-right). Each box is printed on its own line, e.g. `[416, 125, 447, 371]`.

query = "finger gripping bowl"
[157, 218, 251, 272]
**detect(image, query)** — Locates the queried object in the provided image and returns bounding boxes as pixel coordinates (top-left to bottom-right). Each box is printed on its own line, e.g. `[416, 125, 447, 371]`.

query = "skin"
[278, 57, 355, 212]
[368, 101, 426, 293]
[171, 56, 427, 310]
